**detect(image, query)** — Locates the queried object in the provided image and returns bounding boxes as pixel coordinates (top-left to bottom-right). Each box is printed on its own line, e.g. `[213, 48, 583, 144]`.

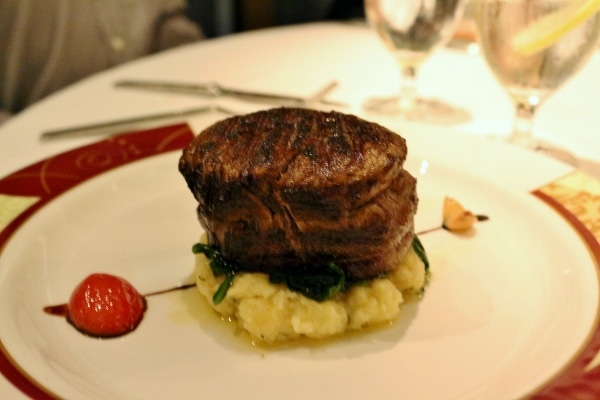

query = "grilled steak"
[179, 108, 418, 280]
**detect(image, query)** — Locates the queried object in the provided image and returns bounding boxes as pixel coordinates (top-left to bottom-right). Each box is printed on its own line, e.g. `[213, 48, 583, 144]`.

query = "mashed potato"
[195, 245, 426, 344]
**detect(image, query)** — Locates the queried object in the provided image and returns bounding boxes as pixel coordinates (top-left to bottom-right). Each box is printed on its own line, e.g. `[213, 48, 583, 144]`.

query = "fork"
[115, 80, 346, 107]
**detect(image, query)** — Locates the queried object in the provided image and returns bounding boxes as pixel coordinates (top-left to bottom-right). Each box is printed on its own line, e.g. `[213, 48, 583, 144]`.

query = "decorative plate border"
[0, 124, 195, 399]
[529, 172, 600, 399]
[0, 125, 598, 399]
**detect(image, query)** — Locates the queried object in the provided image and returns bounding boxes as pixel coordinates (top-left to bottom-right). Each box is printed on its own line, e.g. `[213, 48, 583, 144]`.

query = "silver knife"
[115, 80, 345, 107]
[40, 105, 236, 141]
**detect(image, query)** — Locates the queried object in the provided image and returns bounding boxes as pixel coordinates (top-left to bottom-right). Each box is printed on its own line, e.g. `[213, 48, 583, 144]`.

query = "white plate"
[0, 124, 598, 400]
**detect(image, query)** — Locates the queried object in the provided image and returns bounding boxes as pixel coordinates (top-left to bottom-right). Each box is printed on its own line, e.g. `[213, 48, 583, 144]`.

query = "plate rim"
[0, 123, 195, 400]
[0, 123, 599, 399]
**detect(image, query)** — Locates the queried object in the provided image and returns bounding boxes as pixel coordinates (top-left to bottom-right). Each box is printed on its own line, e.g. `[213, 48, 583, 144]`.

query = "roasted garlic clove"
[443, 197, 477, 232]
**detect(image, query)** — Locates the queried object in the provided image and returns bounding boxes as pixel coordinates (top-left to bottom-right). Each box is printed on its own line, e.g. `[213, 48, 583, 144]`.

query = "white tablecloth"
[1, 21, 599, 399]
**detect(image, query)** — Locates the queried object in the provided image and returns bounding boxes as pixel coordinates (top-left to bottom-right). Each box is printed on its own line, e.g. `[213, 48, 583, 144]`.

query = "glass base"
[362, 95, 471, 125]
[533, 142, 579, 167]
[507, 134, 579, 167]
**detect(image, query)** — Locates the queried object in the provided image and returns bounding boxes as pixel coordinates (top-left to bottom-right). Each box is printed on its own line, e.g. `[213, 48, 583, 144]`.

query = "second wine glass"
[474, 0, 600, 165]
[363, 0, 468, 124]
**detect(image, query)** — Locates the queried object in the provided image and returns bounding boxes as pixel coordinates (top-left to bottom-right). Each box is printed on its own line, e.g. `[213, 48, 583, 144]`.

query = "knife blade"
[40, 105, 236, 141]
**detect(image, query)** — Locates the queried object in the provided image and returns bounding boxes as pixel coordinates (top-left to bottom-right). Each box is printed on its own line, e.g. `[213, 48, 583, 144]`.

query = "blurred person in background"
[0, 0, 203, 124]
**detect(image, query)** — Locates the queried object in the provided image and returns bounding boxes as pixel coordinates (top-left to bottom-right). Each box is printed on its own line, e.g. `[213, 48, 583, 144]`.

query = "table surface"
[1, 21, 599, 399]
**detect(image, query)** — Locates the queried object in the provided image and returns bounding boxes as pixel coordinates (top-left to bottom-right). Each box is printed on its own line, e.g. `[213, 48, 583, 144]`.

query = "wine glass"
[474, 0, 600, 165]
[363, 0, 469, 124]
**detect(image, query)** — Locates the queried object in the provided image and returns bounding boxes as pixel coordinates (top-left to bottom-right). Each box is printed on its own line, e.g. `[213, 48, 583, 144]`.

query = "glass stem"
[397, 63, 418, 113]
[508, 97, 539, 148]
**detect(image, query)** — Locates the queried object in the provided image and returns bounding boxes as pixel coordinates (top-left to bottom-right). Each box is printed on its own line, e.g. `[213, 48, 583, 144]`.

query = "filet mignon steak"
[179, 107, 418, 280]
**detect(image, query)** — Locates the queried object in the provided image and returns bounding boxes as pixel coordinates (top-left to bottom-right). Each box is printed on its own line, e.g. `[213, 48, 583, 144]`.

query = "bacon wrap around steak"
[178, 108, 418, 280]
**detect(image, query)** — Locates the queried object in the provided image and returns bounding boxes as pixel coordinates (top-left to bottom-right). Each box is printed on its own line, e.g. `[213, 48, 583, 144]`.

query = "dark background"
[186, 0, 364, 38]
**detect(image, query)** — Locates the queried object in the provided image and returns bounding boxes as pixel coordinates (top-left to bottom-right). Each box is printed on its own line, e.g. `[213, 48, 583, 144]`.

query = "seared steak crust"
[179, 108, 417, 280]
